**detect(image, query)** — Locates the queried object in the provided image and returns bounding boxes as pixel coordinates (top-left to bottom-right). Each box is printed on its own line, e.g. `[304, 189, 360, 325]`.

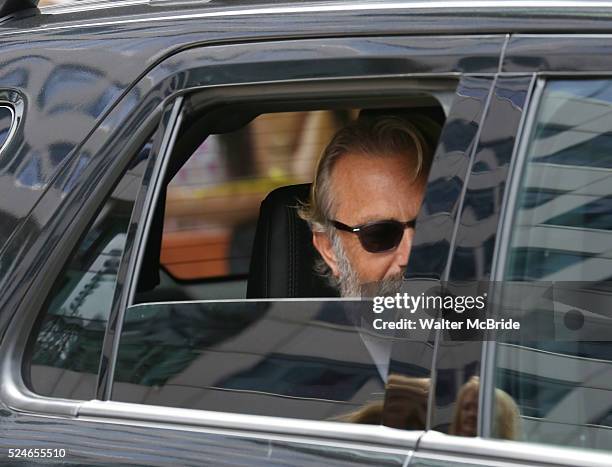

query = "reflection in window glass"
[112, 301, 414, 424]
[508, 80, 612, 283]
[496, 80, 612, 453]
[24, 139, 152, 399]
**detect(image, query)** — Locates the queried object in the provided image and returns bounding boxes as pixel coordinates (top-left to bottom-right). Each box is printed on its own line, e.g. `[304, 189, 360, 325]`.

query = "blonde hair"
[493, 386, 521, 440]
[450, 376, 521, 440]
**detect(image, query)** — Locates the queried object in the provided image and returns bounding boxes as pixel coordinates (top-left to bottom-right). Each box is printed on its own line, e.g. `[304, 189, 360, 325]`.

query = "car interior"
[133, 94, 447, 304]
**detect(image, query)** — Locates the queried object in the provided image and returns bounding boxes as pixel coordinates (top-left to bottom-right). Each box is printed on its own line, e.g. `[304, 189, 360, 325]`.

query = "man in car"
[299, 114, 436, 297]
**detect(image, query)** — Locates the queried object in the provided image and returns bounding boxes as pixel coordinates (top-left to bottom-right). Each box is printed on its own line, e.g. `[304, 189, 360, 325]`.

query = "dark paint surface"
[10, 1, 612, 35]
[407, 76, 495, 280]
[0, 408, 274, 466]
[504, 35, 612, 72]
[4, 0, 609, 243]
[450, 76, 533, 282]
[0, 32, 502, 248]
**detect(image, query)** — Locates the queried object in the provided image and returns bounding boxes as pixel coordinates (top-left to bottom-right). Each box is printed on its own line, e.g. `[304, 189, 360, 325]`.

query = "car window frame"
[106, 78, 459, 437]
[105, 74, 506, 439]
[0, 104, 14, 152]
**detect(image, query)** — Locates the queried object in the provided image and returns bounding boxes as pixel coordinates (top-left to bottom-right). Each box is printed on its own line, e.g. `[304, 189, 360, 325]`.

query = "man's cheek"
[356, 254, 388, 282]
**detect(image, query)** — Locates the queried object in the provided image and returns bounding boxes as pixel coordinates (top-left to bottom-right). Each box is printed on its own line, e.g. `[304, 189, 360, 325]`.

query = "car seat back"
[247, 183, 338, 298]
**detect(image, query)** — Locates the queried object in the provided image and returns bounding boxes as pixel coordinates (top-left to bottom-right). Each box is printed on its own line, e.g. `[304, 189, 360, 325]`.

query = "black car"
[1, 0, 612, 465]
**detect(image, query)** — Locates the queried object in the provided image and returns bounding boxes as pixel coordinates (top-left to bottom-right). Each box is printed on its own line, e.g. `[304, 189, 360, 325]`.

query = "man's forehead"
[329, 153, 425, 223]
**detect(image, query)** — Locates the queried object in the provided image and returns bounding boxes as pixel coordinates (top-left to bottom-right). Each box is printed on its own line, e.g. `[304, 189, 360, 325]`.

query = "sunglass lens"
[359, 222, 404, 253]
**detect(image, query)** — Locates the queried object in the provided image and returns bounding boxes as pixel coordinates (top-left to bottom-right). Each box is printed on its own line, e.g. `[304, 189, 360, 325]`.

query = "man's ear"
[312, 231, 340, 277]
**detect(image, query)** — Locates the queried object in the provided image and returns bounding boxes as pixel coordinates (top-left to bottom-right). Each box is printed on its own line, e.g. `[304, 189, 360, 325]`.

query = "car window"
[112, 300, 395, 423]
[23, 137, 153, 399]
[494, 80, 612, 452]
[112, 84, 469, 429]
[136, 103, 448, 304]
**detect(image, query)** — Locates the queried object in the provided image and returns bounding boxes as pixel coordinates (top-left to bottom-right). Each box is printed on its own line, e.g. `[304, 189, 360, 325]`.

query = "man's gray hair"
[298, 114, 437, 288]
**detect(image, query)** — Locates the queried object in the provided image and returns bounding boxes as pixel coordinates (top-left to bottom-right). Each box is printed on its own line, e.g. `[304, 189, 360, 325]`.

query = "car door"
[410, 34, 612, 467]
[0, 22, 505, 467]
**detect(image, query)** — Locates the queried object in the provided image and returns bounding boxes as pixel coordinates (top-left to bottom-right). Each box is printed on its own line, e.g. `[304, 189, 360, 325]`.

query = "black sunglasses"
[330, 218, 416, 253]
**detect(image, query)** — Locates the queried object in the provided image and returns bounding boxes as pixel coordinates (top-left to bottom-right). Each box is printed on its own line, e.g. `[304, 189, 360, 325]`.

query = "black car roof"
[5, 0, 612, 37]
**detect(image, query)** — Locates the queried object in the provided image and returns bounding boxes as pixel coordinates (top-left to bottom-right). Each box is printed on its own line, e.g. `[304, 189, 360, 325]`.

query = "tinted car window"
[23, 139, 152, 399]
[112, 300, 397, 423]
[494, 80, 612, 452]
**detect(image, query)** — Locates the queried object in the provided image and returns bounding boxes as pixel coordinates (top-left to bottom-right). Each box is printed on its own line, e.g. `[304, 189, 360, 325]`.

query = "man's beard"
[331, 232, 405, 298]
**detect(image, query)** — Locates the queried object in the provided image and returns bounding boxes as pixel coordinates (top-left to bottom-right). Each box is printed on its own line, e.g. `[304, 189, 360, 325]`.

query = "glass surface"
[495, 80, 612, 452]
[112, 300, 431, 425]
[24, 139, 152, 399]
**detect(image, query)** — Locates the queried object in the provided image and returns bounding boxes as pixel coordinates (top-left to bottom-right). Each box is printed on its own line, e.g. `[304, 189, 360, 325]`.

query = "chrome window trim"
[0, 275, 80, 417]
[418, 431, 612, 467]
[132, 297, 362, 307]
[503, 71, 612, 77]
[498, 33, 511, 75]
[12, 2, 612, 36]
[0, 104, 15, 155]
[40, 0, 150, 14]
[73, 414, 416, 459]
[0, 91, 24, 161]
[100, 98, 184, 400]
[78, 400, 422, 452]
[479, 74, 540, 438]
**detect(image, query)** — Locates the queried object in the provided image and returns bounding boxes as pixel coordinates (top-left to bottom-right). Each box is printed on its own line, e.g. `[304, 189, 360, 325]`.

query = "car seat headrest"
[247, 183, 338, 298]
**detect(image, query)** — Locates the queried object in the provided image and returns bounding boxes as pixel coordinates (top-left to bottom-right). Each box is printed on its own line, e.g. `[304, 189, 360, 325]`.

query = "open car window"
[135, 97, 449, 304]
[109, 80, 497, 432]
